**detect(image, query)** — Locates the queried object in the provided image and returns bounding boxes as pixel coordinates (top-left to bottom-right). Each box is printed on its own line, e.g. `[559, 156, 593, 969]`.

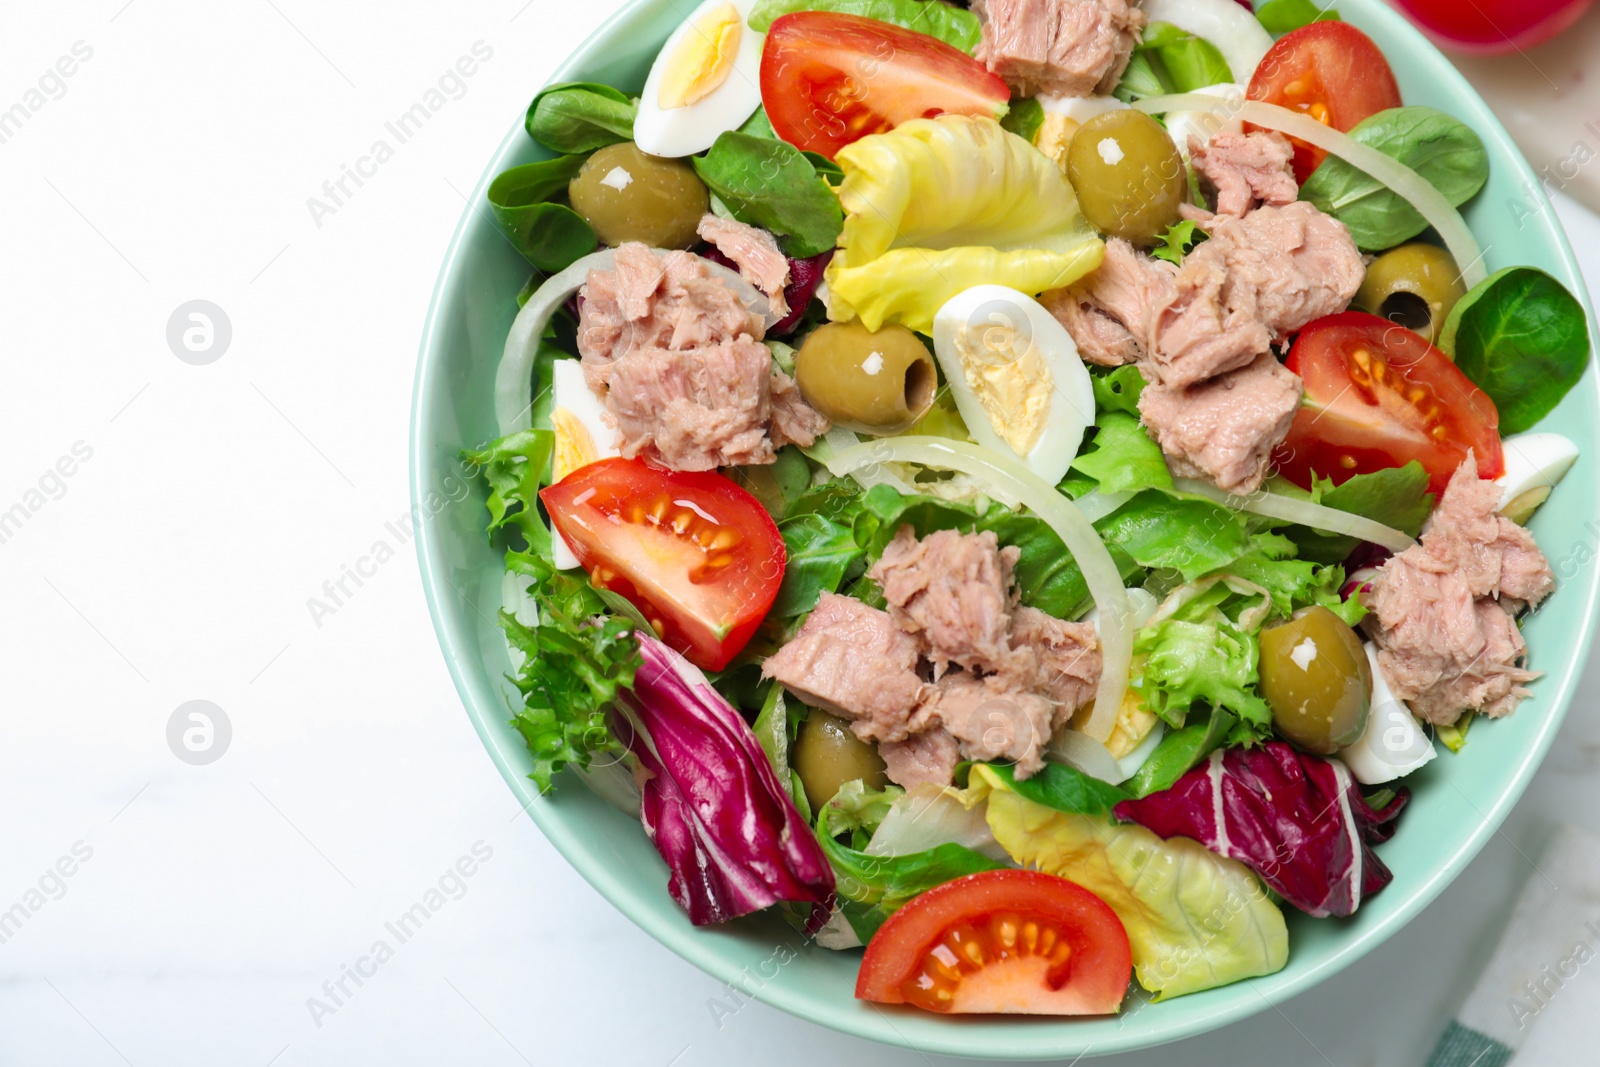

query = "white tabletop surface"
[2, 3, 1598, 1065]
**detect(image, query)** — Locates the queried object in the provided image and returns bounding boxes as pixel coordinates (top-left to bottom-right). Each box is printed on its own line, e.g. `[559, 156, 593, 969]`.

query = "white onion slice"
[494, 248, 776, 435]
[1140, 0, 1273, 86]
[1072, 490, 1133, 523]
[1174, 476, 1417, 553]
[825, 437, 1131, 742]
[1049, 728, 1127, 784]
[1131, 94, 1488, 288]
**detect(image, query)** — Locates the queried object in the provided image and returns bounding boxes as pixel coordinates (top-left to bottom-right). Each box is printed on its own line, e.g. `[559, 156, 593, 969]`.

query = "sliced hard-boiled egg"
[1033, 94, 1127, 168]
[549, 358, 619, 570]
[635, 0, 764, 158]
[1496, 431, 1579, 525]
[1163, 82, 1246, 159]
[932, 285, 1095, 486]
[1339, 644, 1436, 785]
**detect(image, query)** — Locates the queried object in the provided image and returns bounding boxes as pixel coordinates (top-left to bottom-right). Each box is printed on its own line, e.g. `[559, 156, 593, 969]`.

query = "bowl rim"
[410, 0, 1600, 1057]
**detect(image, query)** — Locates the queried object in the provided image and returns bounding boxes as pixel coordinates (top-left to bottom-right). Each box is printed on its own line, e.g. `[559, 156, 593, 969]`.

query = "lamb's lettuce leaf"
[693, 132, 844, 258]
[748, 0, 983, 53]
[526, 82, 635, 154]
[1113, 21, 1233, 103]
[1439, 266, 1592, 435]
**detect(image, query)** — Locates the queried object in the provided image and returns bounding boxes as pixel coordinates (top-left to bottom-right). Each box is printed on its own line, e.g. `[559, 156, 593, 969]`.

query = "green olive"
[567, 142, 708, 250]
[794, 711, 887, 812]
[1353, 243, 1467, 347]
[1065, 111, 1186, 246]
[794, 322, 937, 435]
[1258, 606, 1373, 755]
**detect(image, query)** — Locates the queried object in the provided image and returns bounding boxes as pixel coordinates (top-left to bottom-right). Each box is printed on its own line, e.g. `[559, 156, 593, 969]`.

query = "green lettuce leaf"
[1276, 463, 1434, 564]
[1097, 491, 1251, 581]
[752, 683, 811, 821]
[1113, 21, 1234, 103]
[1253, 0, 1341, 34]
[693, 131, 844, 259]
[1090, 363, 1147, 415]
[526, 82, 635, 154]
[486, 156, 598, 272]
[1438, 266, 1592, 435]
[462, 429, 555, 558]
[827, 116, 1103, 331]
[818, 784, 1005, 941]
[967, 764, 1289, 1000]
[500, 551, 641, 793]
[1299, 107, 1489, 252]
[1123, 707, 1237, 798]
[979, 762, 1128, 818]
[1150, 218, 1207, 266]
[1136, 615, 1272, 733]
[1070, 411, 1174, 495]
[748, 0, 984, 53]
[771, 512, 865, 618]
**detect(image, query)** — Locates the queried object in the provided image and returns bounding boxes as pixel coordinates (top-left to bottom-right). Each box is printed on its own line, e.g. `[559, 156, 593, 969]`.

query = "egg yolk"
[952, 322, 1052, 458]
[552, 406, 600, 482]
[658, 3, 742, 110]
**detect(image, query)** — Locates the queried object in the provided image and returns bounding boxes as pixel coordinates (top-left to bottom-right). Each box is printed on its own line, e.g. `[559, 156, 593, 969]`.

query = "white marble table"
[1, 2, 1596, 1064]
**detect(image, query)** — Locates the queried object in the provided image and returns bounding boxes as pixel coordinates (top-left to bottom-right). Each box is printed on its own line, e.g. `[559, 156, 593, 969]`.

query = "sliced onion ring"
[1131, 94, 1488, 289]
[1049, 728, 1128, 785]
[825, 437, 1131, 743]
[1173, 476, 1417, 554]
[494, 248, 776, 435]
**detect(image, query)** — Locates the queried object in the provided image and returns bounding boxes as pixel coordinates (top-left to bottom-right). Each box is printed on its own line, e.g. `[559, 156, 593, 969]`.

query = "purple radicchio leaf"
[701, 245, 833, 337]
[617, 633, 835, 925]
[1114, 742, 1409, 918]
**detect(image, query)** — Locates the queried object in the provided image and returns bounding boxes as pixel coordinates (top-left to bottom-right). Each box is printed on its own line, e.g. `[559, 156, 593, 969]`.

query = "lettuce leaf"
[770, 511, 864, 618]
[1275, 463, 1434, 564]
[826, 116, 1104, 331]
[1136, 615, 1272, 733]
[499, 551, 641, 793]
[967, 764, 1288, 1000]
[1070, 411, 1174, 495]
[1115, 742, 1409, 918]
[748, 0, 984, 53]
[818, 785, 1004, 940]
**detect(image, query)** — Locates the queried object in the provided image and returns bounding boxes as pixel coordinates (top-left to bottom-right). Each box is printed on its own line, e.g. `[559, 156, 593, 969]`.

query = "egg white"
[1339, 644, 1436, 785]
[634, 0, 765, 158]
[549, 358, 619, 570]
[1496, 431, 1579, 520]
[931, 285, 1095, 486]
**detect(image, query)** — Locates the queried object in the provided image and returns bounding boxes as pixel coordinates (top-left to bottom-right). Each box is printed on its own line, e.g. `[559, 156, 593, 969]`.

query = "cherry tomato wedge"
[1273, 312, 1504, 496]
[540, 458, 784, 671]
[856, 869, 1132, 1015]
[1247, 22, 1402, 182]
[1391, 0, 1594, 55]
[760, 11, 1010, 159]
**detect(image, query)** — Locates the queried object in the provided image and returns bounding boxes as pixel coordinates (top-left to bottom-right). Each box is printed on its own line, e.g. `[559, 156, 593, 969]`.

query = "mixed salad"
[466, 0, 1592, 1016]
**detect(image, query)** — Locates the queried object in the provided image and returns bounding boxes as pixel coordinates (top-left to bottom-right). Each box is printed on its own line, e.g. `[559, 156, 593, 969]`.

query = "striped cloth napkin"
[1426, 822, 1600, 1067]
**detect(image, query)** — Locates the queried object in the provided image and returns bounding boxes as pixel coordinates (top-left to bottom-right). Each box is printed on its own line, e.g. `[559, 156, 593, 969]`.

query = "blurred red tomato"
[1390, 0, 1594, 54]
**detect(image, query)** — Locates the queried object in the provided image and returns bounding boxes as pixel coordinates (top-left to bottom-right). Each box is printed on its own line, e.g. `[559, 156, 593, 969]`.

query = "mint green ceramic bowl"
[412, 1, 1599, 1056]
